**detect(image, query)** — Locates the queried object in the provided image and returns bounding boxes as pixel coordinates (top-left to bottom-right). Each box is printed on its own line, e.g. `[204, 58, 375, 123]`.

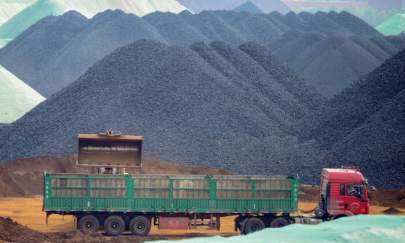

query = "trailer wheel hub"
[136, 222, 146, 230]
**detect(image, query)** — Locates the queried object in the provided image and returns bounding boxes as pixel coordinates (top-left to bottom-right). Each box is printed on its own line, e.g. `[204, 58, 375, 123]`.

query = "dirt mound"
[0, 155, 230, 197]
[369, 187, 405, 207]
[0, 155, 85, 197]
[0, 216, 49, 242]
[299, 185, 320, 202]
[0, 216, 163, 242]
[382, 207, 402, 215]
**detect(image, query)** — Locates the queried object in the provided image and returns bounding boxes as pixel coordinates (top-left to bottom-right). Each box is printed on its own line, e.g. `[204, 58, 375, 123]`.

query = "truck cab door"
[340, 184, 367, 215]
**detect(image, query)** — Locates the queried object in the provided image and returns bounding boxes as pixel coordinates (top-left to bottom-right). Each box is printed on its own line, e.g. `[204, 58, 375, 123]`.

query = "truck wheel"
[237, 218, 249, 234]
[78, 215, 100, 233]
[314, 207, 326, 219]
[243, 217, 265, 234]
[130, 216, 151, 236]
[270, 217, 290, 228]
[104, 215, 125, 236]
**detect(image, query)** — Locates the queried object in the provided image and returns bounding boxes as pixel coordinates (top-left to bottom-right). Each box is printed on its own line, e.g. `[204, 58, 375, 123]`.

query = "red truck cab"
[317, 168, 370, 219]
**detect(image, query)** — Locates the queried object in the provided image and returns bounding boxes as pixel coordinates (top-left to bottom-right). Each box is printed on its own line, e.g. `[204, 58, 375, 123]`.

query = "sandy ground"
[0, 156, 403, 242]
[0, 196, 403, 239]
[0, 197, 237, 239]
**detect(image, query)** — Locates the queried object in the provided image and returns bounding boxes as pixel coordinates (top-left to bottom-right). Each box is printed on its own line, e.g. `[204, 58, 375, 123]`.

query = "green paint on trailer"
[43, 173, 299, 214]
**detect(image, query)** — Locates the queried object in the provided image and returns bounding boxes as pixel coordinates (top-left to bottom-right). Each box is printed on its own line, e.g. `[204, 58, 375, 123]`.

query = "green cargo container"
[43, 173, 299, 236]
[44, 173, 299, 214]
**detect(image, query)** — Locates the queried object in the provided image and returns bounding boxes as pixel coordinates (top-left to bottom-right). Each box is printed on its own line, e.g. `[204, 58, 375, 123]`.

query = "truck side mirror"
[369, 186, 376, 192]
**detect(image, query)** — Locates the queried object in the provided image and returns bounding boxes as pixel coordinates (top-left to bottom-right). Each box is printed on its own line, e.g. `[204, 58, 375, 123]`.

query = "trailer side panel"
[43, 174, 299, 214]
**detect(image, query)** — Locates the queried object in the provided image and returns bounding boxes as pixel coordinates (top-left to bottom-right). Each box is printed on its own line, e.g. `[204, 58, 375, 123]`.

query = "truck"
[43, 132, 372, 236]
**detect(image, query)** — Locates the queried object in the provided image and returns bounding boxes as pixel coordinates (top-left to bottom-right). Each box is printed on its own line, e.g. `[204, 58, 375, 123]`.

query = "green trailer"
[43, 132, 300, 236]
[42, 133, 369, 236]
[43, 173, 299, 236]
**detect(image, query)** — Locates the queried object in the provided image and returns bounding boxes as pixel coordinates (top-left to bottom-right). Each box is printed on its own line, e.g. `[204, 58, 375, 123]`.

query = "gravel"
[1, 40, 404, 188]
[0, 10, 403, 188]
[385, 33, 405, 49]
[0, 123, 8, 132]
[177, 0, 290, 14]
[269, 31, 403, 97]
[0, 10, 382, 97]
[0, 40, 326, 184]
[301, 49, 405, 187]
[233, 1, 263, 14]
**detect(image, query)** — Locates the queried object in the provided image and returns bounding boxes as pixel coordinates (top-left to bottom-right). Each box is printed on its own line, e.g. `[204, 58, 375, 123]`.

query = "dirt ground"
[0, 197, 400, 233]
[0, 155, 404, 242]
[0, 197, 238, 242]
[0, 197, 238, 236]
[0, 196, 403, 243]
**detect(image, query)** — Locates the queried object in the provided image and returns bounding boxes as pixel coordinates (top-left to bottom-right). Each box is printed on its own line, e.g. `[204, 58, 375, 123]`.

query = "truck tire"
[243, 217, 265, 234]
[314, 207, 326, 219]
[129, 216, 151, 236]
[270, 217, 290, 228]
[104, 215, 125, 236]
[237, 217, 249, 234]
[78, 215, 100, 233]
